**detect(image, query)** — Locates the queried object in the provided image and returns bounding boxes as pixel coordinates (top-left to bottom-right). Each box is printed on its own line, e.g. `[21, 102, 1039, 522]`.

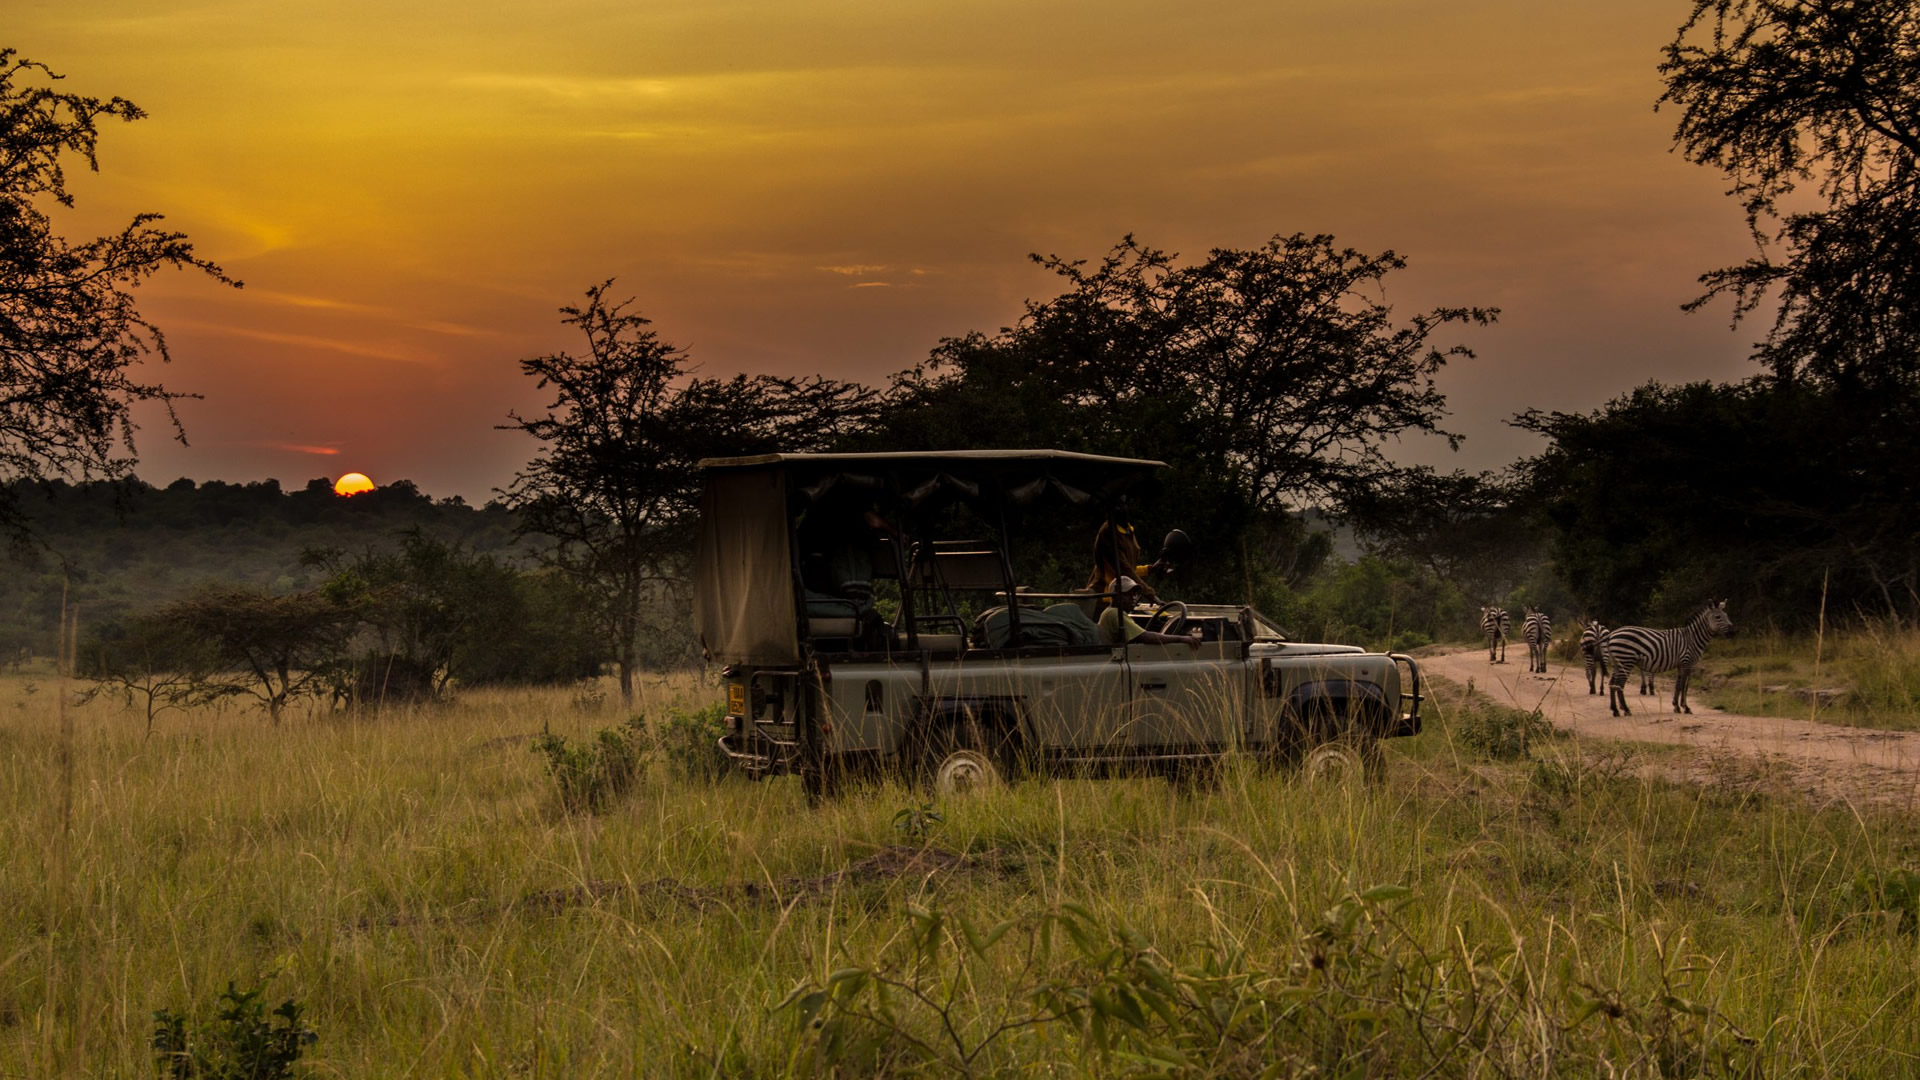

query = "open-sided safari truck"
[694, 450, 1421, 799]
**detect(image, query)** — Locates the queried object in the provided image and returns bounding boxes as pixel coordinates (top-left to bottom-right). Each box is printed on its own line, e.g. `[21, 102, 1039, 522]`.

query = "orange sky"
[18, 0, 1757, 500]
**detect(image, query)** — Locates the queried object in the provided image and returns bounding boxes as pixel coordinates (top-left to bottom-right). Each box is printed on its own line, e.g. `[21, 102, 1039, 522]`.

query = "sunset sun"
[333, 472, 374, 496]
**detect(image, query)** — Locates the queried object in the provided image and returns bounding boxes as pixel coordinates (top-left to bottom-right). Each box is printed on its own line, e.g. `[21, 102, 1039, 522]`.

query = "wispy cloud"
[819, 264, 893, 276]
[455, 73, 680, 101]
[247, 293, 496, 339]
[258, 442, 341, 457]
[249, 289, 387, 315]
[850, 281, 892, 289]
[410, 319, 498, 339]
[178, 321, 436, 365]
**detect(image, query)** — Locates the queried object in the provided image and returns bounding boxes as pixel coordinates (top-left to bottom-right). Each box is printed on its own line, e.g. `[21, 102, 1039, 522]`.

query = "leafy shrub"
[1526, 746, 1640, 821]
[891, 802, 944, 841]
[152, 981, 315, 1080]
[1836, 868, 1920, 931]
[1457, 699, 1553, 761]
[779, 888, 1759, 1076]
[531, 723, 643, 813]
[656, 702, 729, 784]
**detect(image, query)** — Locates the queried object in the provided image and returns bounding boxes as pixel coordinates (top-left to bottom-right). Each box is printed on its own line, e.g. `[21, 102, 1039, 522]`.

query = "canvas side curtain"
[694, 468, 800, 666]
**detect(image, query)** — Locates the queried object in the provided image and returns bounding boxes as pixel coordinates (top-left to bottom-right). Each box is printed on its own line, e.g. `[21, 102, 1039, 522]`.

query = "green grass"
[1694, 621, 1920, 731]
[2, 669, 1918, 1075]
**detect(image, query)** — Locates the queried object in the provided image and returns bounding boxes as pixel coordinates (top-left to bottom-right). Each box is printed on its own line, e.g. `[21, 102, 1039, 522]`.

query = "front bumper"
[1387, 653, 1424, 737]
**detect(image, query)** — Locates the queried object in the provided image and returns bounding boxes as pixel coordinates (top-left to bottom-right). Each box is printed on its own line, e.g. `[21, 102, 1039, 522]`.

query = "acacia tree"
[155, 589, 357, 721]
[77, 613, 220, 737]
[0, 49, 234, 528]
[308, 530, 521, 702]
[1660, 0, 1920, 388]
[887, 235, 1494, 513]
[501, 281, 875, 701]
[873, 235, 1495, 595]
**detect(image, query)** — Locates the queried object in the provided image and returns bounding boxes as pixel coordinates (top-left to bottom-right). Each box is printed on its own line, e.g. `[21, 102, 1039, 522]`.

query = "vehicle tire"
[1252, 709, 1305, 773]
[925, 714, 1006, 797]
[1301, 737, 1384, 787]
[932, 746, 1002, 796]
[802, 763, 830, 806]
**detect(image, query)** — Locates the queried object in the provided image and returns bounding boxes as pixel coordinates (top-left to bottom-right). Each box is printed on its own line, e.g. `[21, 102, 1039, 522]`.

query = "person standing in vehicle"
[1085, 505, 1192, 604]
[1086, 503, 1156, 599]
[1097, 577, 1202, 647]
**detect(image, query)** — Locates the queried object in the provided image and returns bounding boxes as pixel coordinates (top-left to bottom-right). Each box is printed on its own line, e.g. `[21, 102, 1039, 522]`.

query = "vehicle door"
[1126, 639, 1247, 749]
[1015, 646, 1132, 753]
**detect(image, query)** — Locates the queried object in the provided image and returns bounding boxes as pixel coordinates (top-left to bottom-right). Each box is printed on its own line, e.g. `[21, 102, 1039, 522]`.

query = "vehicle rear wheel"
[932, 746, 1001, 796]
[801, 754, 842, 805]
[925, 714, 1006, 797]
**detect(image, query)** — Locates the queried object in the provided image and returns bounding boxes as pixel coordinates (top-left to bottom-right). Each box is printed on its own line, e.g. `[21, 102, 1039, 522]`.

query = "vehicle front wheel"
[1301, 738, 1384, 787]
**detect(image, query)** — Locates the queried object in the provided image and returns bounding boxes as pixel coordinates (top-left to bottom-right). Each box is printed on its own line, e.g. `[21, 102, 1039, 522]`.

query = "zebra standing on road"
[1585, 619, 1657, 697]
[1523, 607, 1552, 673]
[1480, 606, 1510, 663]
[1579, 620, 1610, 694]
[1603, 601, 1734, 716]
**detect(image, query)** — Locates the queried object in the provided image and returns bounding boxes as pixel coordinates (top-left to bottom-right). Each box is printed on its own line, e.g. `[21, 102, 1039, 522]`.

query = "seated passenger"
[1097, 577, 1202, 648]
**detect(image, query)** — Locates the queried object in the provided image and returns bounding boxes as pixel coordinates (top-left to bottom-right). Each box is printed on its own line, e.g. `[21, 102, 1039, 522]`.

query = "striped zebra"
[1603, 601, 1734, 716]
[1479, 606, 1510, 663]
[1522, 607, 1551, 673]
[1586, 620, 1657, 696]
[1579, 620, 1609, 694]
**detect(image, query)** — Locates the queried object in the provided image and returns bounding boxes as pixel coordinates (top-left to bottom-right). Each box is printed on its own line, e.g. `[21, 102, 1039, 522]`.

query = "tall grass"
[0, 669, 1916, 1075]
[1704, 619, 1920, 730]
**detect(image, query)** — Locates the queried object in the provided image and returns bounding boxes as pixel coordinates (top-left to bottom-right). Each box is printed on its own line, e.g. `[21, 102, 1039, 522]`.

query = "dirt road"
[1417, 648, 1920, 809]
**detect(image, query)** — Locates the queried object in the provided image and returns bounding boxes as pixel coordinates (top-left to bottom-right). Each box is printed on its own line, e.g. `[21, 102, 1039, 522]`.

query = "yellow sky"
[19, 0, 1756, 497]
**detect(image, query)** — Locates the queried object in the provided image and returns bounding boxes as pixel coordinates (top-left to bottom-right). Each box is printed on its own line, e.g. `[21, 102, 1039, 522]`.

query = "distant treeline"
[0, 476, 530, 658]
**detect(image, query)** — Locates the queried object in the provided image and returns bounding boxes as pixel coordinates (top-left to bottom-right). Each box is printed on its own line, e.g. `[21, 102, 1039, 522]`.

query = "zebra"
[1579, 620, 1610, 694]
[1585, 619, 1657, 696]
[1479, 606, 1510, 663]
[1603, 601, 1734, 716]
[1522, 607, 1551, 673]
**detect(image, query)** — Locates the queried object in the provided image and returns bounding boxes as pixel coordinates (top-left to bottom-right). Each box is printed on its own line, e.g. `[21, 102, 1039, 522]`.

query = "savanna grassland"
[3, 665, 1918, 1078]
[1688, 622, 1920, 734]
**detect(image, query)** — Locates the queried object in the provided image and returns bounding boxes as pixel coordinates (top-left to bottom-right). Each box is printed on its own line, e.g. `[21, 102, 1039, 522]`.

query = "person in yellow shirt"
[1085, 504, 1192, 602]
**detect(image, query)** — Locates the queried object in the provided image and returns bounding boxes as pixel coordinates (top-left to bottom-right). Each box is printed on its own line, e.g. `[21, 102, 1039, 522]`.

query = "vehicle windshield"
[1249, 609, 1290, 642]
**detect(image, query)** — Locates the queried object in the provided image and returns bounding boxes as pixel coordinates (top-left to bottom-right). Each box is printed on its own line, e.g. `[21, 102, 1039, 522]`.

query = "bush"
[655, 703, 730, 784]
[531, 723, 643, 813]
[1836, 867, 1920, 931]
[1252, 555, 1468, 649]
[1456, 698, 1553, 761]
[780, 889, 1759, 1076]
[152, 980, 315, 1080]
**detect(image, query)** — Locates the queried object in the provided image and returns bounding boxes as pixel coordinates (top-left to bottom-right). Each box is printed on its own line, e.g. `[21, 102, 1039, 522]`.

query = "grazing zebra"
[1603, 601, 1734, 716]
[1579, 620, 1610, 694]
[1523, 607, 1552, 673]
[1479, 606, 1510, 663]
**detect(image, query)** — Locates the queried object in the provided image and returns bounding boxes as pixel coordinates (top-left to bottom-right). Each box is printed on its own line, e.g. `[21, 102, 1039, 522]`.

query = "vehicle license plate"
[728, 683, 747, 714]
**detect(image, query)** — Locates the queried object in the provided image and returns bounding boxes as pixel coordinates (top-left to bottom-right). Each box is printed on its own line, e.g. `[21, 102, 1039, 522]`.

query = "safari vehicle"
[694, 450, 1422, 798]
